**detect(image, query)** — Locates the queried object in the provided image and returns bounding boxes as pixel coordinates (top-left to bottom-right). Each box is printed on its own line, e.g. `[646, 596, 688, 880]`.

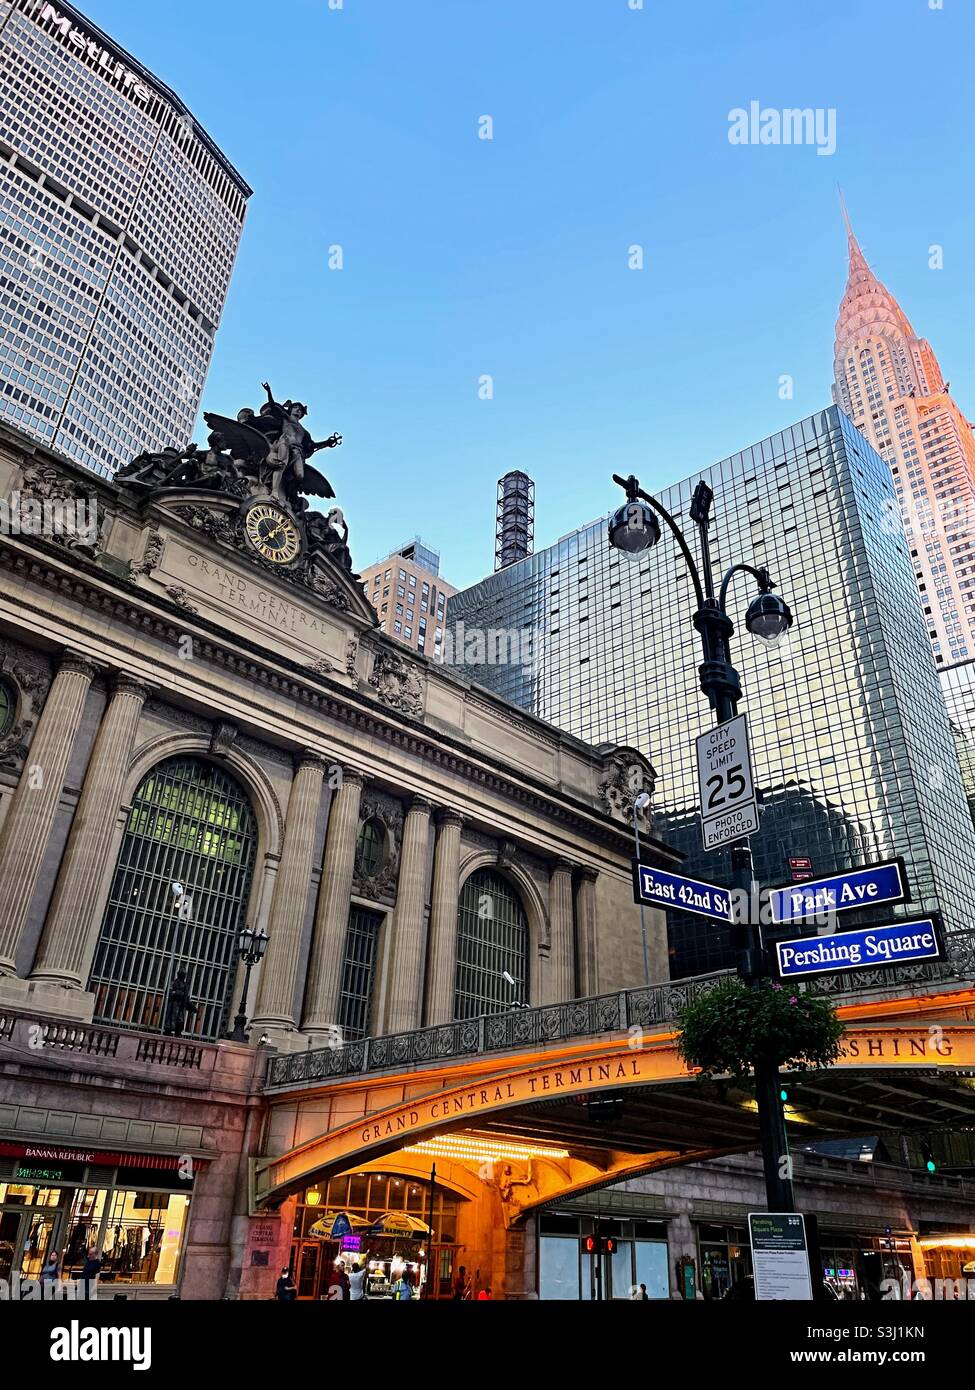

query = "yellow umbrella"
[308, 1211, 371, 1239]
[367, 1212, 430, 1236]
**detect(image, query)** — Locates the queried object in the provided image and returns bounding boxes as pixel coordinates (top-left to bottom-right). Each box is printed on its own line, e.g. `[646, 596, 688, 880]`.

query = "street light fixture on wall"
[608, 471, 796, 1213]
[226, 924, 269, 1044]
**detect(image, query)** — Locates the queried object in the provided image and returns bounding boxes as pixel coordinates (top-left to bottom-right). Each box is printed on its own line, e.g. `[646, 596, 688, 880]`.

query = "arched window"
[454, 868, 529, 1020]
[356, 816, 386, 877]
[0, 679, 14, 739]
[88, 756, 257, 1040]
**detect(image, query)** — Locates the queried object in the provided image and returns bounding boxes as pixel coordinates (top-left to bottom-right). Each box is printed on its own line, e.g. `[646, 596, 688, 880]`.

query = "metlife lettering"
[40, 5, 154, 103]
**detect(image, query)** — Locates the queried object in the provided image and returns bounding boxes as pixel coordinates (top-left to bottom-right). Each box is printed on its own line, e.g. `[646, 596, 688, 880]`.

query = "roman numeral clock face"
[243, 504, 302, 564]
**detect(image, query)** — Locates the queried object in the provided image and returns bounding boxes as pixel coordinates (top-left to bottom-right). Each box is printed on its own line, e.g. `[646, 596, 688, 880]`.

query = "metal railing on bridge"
[265, 956, 959, 1091]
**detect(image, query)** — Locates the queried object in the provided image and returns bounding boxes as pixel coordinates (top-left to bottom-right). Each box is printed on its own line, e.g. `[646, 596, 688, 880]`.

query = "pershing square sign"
[775, 919, 942, 979]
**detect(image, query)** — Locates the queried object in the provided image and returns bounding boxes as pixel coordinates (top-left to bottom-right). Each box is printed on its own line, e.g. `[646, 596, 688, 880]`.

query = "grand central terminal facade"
[0, 414, 681, 1297]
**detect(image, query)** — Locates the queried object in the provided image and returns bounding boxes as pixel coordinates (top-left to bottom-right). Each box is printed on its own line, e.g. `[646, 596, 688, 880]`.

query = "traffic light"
[920, 1140, 937, 1175]
[779, 1086, 790, 1104]
[582, 1234, 618, 1255]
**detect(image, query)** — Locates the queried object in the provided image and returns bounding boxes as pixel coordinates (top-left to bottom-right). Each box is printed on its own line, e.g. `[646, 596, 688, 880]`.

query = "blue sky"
[82, 0, 975, 586]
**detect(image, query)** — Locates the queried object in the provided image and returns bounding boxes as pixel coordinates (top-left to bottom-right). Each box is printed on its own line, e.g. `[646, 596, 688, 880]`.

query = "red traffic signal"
[582, 1234, 618, 1255]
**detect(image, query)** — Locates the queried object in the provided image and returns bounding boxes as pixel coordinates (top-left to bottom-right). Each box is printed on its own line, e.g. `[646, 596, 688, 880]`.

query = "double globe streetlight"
[609, 472, 796, 1210]
[227, 924, 269, 1044]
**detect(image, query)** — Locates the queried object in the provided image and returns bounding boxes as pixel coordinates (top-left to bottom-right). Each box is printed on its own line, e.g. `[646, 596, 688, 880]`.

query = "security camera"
[501, 970, 516, 986]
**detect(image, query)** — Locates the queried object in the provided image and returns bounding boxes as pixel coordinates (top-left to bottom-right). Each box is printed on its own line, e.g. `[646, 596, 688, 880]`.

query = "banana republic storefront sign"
[259, 1025, 975, 1201]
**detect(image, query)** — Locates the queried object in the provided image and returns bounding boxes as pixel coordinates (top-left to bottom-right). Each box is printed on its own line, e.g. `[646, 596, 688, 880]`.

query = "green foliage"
[677, 978, 844, 1080]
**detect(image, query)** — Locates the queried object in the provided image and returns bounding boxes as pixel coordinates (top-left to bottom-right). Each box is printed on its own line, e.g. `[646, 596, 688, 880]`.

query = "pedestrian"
[452, 1264, 467, 1300]
[80, 1244, 102, 1300]
[348, 1262, 367, 1301]
[477, 1286, 493, 1301]
[392, 1270, 413, 1300]
[275, 1266, 297, 1301]
[40, 1251, 61, 1296]
[631, 1283, 649, 1301]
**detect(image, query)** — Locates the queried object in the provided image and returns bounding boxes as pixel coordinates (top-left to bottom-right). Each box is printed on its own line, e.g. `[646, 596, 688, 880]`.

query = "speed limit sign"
[696, 714, 759, 850]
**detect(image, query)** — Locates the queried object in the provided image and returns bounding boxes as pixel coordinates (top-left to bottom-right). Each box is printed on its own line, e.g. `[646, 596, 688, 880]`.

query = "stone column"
[0, 652, 97, 974]
[252, 752, 326, 1033]
[574, 867, 599, 998]
[30, 673, 151, 988]
[423, 808, 463, 1026]
[545, 858, 575, 1003]
[300, 767, 366, 1036]
[380, 794, 432, 1035]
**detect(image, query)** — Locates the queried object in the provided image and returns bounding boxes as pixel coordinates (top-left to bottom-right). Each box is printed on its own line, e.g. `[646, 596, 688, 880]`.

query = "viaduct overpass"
[254, 968, 975, 1224]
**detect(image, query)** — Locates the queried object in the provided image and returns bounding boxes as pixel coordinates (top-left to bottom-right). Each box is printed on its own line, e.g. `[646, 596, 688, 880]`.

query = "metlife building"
[448, 408, 975, 980]
[0, 0, 251, 475]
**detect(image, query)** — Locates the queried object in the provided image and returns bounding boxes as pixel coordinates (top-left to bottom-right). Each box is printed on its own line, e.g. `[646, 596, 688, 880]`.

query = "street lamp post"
[609, 472, 796, 1212]
[227, 925, 269, 1043]
[632, 790, 652, 986]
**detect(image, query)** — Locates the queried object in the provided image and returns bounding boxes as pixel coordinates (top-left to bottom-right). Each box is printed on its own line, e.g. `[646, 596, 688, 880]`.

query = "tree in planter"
[677, 978, 844, 1081]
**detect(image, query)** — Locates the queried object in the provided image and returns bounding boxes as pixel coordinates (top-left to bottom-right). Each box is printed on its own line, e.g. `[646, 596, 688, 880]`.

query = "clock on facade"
[243, 503, 302, 564]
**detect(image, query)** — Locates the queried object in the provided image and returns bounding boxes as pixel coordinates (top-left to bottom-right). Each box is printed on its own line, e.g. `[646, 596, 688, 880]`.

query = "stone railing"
[0, 1011, 213, 1075]
[264, 955, 968, 1092]
[265, 972, 728, 1090]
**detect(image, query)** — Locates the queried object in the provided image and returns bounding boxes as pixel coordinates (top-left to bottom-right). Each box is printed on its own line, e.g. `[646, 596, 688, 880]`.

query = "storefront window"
[634, 1240, 669, 1298]
[99, 1191, 190, 1285]
[288, 1171, 464, 1300]
[0, 1174, 191, 1289]
[698, 1223, 750, 1300]
[62, 1188, 109, 1271]
[539, 1235, 579, 1299]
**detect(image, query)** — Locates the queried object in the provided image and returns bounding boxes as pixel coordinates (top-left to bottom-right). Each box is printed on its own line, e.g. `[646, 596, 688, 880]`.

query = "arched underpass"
[247, 988, 975, 1298]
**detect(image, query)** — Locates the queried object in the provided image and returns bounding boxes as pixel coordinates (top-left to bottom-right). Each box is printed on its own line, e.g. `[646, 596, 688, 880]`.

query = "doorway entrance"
[0, 1202, 60, 1283]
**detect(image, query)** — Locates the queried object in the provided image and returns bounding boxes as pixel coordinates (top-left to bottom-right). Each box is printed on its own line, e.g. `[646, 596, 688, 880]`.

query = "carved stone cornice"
[0, 542, 654, 862]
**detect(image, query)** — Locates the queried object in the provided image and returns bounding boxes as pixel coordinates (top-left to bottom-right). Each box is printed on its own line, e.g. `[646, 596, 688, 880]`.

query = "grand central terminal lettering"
[186, 552, 329, 637]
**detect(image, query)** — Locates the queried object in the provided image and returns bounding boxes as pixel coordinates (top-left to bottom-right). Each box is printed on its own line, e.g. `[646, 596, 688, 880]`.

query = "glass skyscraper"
[0, 0, 250, 476]
[939, 659, 975, 830]
[449, 407, 975, 979]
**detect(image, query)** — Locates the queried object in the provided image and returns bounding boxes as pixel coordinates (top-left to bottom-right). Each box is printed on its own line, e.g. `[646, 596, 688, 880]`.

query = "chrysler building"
[833, 201, 975, 665]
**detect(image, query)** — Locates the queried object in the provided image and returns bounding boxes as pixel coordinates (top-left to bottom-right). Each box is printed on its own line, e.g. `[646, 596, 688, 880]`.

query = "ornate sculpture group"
[116, 384, 352, 570]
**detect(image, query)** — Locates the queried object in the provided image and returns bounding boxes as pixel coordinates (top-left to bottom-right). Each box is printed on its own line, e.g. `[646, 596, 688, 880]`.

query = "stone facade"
[0, 423, 676, 1298]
